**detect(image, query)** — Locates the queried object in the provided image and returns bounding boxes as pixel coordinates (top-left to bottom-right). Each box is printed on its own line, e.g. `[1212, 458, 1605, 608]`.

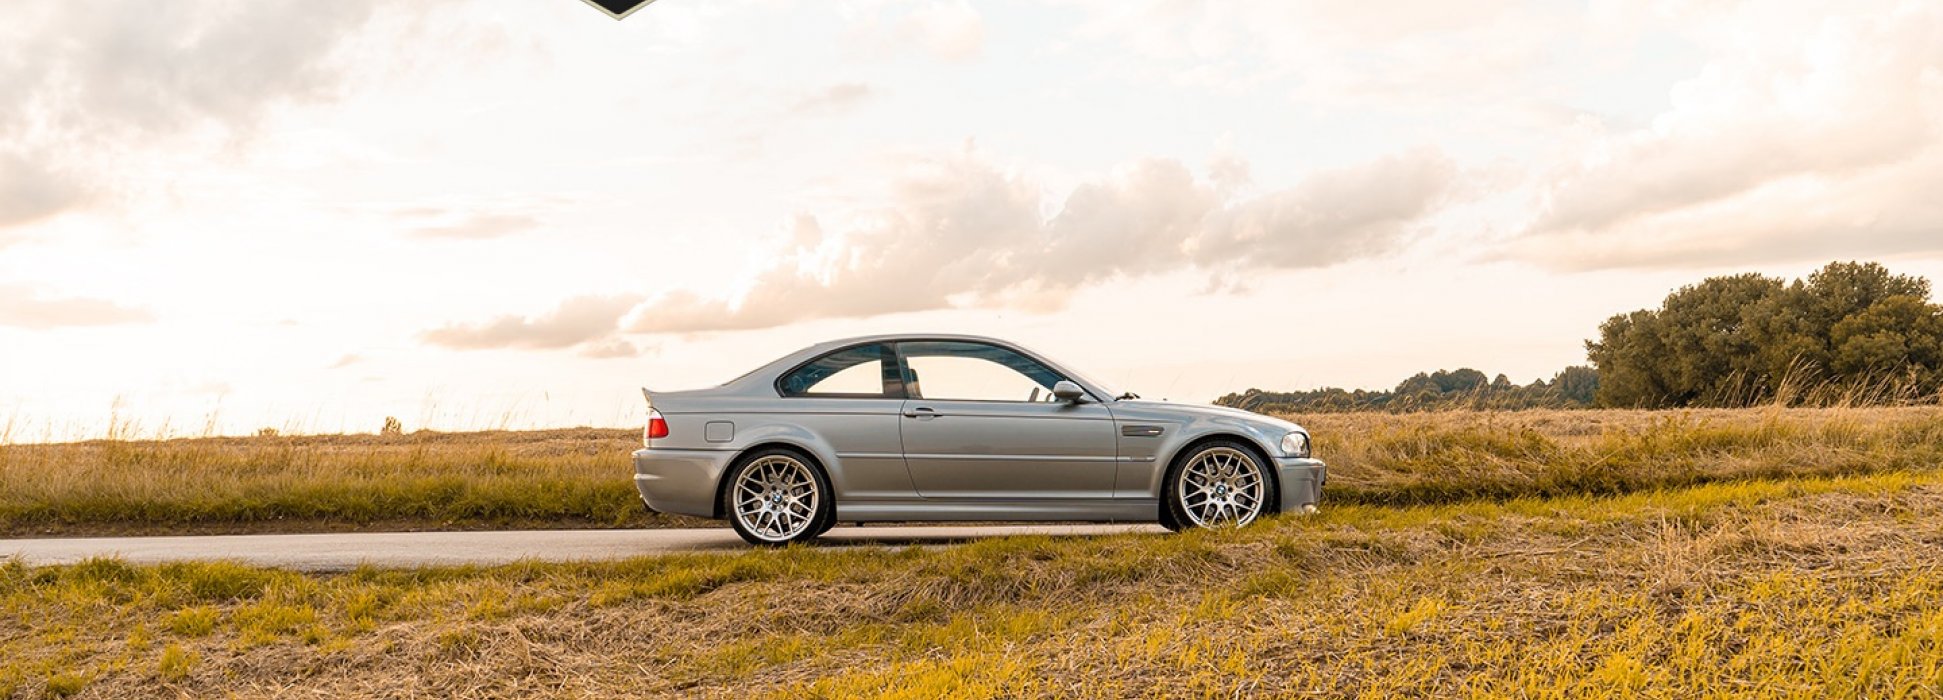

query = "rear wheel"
[722, 448, 833, 546]
[1164, 441, 1269, 530]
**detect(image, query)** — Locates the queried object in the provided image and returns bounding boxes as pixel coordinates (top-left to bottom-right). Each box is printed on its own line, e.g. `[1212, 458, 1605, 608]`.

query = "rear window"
[778, 343, 896, 397]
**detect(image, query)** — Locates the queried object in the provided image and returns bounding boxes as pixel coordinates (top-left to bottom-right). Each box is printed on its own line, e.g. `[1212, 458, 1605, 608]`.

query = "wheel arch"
[1160, 432, 1283, 514]
[711, 440, 831, 520]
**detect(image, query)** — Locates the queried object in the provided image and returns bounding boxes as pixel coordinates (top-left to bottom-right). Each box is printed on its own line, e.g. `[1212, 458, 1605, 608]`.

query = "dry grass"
[1300, 406, 1943, 504]
[0, 429, 702, 536]
[4, 469, 1943, 697]
[5, 407, 1943, 535]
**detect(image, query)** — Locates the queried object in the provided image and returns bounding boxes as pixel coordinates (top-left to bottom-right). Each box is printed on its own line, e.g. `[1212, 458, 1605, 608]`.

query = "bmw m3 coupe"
[632, 334, 1324, 545]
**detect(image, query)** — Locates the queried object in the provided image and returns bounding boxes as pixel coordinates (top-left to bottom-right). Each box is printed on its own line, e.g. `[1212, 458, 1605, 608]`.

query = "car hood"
[1114, 400, 1306, 434]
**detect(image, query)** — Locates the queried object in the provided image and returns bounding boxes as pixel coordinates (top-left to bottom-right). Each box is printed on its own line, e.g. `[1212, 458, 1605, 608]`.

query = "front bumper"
[632, 447, 737, 519]
[1274, 457, 1326, 513]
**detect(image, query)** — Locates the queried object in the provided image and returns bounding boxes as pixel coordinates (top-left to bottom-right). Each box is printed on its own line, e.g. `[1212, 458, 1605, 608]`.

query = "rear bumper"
[1274, 457, 1326, 513]
[632, 447, 737, 519]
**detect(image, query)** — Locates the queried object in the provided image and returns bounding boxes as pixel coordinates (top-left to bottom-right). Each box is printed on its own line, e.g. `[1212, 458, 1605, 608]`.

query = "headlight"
[1280, 431, 1311, 458]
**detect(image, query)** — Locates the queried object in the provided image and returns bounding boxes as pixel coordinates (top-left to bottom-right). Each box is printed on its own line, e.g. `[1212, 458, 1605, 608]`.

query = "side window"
[898, 341, 1071, 402]
[779, 344, 895, 397]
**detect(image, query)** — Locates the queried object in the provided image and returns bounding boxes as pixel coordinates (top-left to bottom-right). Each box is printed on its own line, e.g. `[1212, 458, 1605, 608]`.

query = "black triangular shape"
[579, 0, 658, 20]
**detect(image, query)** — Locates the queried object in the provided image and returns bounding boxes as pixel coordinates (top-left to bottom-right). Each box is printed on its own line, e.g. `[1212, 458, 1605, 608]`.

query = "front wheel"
[1164, 441, 1270, 530]
[722, 448, 834, 546]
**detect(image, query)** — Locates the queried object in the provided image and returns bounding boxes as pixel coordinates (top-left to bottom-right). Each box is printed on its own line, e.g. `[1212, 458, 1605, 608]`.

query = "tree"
[1588, 261, 1943, 408]
[1552, 366, 1599, 405]
[1216, 366, 1600, 413]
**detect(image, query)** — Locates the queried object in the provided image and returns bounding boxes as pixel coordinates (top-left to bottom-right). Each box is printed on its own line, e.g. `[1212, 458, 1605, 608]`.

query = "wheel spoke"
[1178, 447, 1266, 528]
[734, 456, 821, 542]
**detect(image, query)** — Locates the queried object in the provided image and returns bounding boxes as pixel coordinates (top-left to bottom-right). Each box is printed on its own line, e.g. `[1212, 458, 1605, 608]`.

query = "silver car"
[632, 334, 1324, 545]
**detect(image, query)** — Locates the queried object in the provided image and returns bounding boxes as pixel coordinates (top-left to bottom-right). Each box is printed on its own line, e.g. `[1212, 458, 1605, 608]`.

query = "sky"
[2, 0, 1940, 440]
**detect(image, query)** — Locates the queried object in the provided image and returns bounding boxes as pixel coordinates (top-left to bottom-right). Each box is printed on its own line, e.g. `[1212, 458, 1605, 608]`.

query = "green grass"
[5, 469, 1943, 696]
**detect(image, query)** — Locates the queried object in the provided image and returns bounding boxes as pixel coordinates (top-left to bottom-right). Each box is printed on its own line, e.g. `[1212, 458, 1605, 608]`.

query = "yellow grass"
[1299, 406, 1943, 502]
[6, 407, 1943, 696]
[4, 469, 1943, 697]
[5, 407, 1942, 535]
[0, 429, 706, 535]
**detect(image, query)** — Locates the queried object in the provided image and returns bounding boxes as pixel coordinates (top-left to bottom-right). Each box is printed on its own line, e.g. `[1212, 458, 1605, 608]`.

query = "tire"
[1157, 502, 1185, 533]
[1163, 440, 1271, 530]
[721, 447, 835, 546]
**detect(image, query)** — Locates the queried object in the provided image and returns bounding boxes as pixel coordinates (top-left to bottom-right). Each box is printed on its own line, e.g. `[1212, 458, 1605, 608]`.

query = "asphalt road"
[0, 524, 1164, 572]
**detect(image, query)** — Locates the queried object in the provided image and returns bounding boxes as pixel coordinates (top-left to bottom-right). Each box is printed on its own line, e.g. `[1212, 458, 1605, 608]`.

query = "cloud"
[1510, 147, 1943, 270]
[0, 286, 153, 329]
[1060, 0, 1553, 105]
[1513, 2, 1943, 268]
[903, 1, 984, 61]
[329, 354, 363, 369]
[627, 148, 1454, 334]
[844, 1, 985, 62]
[792, 83, 876, 114]
[0, 0, 432, 229]
[423, 294, 644, 352]
[410, 213, 541, 240]
[579, 337, 646, 359]
[0, 149, 87, 229]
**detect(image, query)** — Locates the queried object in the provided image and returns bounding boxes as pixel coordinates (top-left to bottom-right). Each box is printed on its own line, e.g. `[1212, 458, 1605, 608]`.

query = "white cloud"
[0, 149, 86, 230]
[1060, 0, 1557, 105]
[792, 83, 876, 114]
[0, 286, 152, 329]
[422, 294, 644, 352]
[625, 148, 1455, 334]
[578, 337, 646, 359]
[1510, 1, 1943, 268]
[904, 0, 984, 61]
[410, 213, 541, 240]
[0, 0, 441, 230]
[843, 0, 986, 63]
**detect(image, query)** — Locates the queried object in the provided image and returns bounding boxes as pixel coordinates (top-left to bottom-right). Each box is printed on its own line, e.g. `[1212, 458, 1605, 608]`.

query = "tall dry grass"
[1295, 405, 1943, 505]
[5, 469, 1943, 696]
[0, 429, 687, 535]
[4, 407, 1941, 535]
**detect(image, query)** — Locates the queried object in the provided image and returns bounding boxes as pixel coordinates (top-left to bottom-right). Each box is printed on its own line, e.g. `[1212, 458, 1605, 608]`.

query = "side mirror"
[1052, 380, 1086, 403]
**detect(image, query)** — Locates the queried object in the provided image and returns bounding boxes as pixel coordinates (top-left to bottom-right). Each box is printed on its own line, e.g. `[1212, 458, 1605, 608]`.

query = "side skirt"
[836, 498, 1159, 523]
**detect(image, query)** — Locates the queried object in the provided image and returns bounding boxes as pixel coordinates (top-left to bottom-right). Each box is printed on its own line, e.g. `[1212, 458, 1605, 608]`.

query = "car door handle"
[902, 406, 938, 418]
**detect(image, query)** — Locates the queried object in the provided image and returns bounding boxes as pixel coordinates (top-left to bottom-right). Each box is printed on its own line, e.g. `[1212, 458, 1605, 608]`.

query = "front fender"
[1111, 402, 1306, 504]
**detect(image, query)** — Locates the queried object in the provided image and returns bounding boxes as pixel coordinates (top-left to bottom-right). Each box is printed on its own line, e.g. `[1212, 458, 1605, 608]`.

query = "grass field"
[7, 407, 1943, 696]
[0, 428, 697, 536]
[3, 407, 1942, 535]
[6, 468, 1943, 696]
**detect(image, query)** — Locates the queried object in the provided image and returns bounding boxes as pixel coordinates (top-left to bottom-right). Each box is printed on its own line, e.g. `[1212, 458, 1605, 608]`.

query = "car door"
[773, 342, 917, 500]
[893, 340, 1119, 500]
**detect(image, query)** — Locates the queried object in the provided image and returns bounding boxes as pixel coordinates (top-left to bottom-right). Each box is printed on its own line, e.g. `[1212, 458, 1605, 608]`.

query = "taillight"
[644, 408, 669, 443]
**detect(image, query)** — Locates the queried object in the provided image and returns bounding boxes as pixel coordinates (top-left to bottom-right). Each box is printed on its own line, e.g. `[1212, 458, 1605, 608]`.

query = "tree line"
[1216, 366, 1598, 413]
[1217, 261, 1943, 413]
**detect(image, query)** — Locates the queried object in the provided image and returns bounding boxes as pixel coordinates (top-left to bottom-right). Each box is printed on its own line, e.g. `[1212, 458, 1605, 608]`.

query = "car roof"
[650, 332, 1116, 402]
[802, 332, 1013, 351]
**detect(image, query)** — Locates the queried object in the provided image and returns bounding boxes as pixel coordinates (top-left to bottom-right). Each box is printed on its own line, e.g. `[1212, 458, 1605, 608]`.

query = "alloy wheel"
[1177, 446, 1266, 528]
[731, 455, 820, 542]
